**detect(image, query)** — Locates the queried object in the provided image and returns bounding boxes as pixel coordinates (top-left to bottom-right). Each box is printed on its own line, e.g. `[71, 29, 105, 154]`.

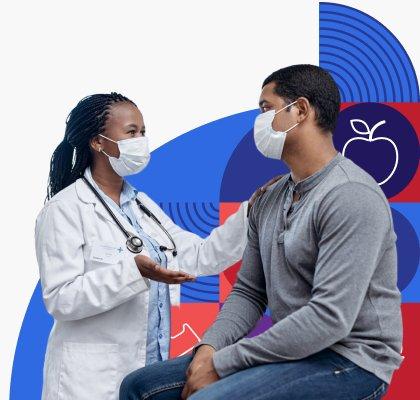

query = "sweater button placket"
[283, 186, 293, 231]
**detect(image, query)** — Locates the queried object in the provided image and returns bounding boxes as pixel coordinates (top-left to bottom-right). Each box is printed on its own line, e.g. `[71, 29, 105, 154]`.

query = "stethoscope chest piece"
[126, 235, 144, 254]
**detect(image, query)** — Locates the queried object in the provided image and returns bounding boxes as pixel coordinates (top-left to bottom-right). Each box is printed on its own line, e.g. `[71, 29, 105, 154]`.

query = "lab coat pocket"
[89, 241, 126, 264]
[58, 342, 119, 400]
[84, 241, 125, 272]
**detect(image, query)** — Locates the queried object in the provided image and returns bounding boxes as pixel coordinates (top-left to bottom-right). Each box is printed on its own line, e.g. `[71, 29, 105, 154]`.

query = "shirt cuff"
[196, 328, 232, 352]
[245, 201, 252, 218]
[212, 343, 242, 378]
[191, 338, 219, 356]
[191, 342, 216, 357]
[125, 256, 151, 293]
[240, 200, 250, 218]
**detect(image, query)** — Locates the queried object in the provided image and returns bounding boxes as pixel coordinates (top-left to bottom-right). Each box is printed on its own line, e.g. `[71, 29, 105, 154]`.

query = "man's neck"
[283, 134, 338, 183]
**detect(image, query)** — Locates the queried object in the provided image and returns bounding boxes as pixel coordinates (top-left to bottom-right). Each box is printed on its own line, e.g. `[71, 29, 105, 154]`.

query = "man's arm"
[192, 196, 268, 352]
[209, 182, 393, 378]
[182, 196, 268, 398]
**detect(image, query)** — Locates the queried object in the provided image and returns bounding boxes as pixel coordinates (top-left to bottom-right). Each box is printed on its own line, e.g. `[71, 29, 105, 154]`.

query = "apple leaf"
[350, 119, 370, 135]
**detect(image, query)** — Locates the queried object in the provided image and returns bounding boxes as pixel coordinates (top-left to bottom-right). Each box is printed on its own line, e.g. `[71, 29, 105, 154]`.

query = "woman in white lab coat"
[35, 92, 277, 400]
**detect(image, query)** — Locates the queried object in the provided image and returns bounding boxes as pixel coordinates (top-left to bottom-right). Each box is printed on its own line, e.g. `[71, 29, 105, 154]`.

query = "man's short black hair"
[262, 64, 341, 132]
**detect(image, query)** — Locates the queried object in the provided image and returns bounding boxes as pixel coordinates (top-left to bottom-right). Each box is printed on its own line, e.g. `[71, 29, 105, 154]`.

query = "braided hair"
[46, 92, 136, 202]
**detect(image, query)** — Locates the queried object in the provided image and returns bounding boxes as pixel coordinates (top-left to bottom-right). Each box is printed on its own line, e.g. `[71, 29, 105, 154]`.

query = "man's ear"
[295, 97, 311, 123]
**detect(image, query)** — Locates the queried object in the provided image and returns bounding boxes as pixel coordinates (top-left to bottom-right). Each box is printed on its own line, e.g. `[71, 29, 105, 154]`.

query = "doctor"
[35, 92, 277, 400]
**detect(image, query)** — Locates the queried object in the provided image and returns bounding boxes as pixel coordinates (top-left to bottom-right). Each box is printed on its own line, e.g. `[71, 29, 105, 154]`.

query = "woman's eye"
[141, 131, 146, 136]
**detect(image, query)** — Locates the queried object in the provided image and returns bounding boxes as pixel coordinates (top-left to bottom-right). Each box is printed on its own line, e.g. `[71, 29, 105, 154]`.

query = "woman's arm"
[138, 192, 249, 276]
[137, 176, 284, 276]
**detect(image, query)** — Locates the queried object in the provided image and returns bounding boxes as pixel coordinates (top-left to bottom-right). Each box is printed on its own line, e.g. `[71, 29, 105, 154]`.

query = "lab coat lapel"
[75, 177, 139, 235]
[93, 202, 139, 235]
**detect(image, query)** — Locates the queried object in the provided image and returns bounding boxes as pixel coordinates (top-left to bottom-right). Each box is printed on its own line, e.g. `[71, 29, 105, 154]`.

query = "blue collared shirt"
[84, 167, 171, 365]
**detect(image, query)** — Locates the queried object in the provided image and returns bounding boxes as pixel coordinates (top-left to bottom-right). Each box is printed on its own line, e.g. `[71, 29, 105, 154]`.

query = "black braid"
[46, 92, 136, 202]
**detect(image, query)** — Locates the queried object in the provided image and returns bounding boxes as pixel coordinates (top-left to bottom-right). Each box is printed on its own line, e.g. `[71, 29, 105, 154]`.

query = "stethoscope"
[82, 177, 178, 257]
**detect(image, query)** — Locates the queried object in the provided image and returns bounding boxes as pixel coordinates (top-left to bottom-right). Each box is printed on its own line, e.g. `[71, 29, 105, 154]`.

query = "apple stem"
[369, 120, 386, 140]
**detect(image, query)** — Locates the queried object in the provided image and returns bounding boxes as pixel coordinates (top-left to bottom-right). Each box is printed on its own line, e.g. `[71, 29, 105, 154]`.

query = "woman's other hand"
[247, 174, 284, 216]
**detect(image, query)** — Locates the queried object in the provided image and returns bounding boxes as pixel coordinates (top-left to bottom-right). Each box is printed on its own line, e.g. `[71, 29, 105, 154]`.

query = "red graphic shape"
[220, 261, 241, 303]
[384, 303, 420, 398]
[170, 303, 220, 358]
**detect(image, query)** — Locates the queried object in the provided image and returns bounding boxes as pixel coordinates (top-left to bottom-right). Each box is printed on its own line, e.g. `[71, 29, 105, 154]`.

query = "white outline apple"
[342, 119, 399, 186]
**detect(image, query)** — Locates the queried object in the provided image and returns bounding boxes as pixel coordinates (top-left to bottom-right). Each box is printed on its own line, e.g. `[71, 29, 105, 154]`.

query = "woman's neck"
[90, 163, 124, 206]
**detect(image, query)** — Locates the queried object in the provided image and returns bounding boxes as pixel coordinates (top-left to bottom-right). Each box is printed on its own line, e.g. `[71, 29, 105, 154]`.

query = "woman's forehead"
[107, 102, 143, 127]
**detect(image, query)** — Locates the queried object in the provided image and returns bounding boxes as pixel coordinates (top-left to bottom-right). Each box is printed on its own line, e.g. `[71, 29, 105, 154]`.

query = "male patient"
[119, 65, 403, 400]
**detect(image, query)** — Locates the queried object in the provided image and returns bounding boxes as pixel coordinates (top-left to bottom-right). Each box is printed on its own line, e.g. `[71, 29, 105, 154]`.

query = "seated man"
[119, 64, 404, 400]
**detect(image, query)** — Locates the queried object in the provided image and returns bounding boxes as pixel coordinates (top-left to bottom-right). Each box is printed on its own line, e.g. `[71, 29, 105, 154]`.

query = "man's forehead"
[259, 82, 277, 102]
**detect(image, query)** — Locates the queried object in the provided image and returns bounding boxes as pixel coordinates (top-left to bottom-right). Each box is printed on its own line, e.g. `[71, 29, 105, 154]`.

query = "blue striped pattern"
[320, 2, 420, 102]
[159, 201, 221, 302]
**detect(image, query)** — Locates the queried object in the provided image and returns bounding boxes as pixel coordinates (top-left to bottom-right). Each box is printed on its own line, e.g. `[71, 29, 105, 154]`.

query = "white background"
[0, 1, 418, 397]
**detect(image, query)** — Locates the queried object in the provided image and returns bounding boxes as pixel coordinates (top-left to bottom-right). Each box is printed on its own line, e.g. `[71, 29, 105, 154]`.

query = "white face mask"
[253, 100, 299, 160]
[98, 134, 151, 176]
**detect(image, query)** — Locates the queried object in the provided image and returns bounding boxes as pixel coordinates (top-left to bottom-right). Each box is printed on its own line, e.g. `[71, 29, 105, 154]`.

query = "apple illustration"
[342, 119, 399, 186]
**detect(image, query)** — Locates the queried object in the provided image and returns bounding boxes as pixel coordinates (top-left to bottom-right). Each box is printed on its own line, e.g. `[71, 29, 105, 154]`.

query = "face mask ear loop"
[285, 122, 299, 133]
[98, 133, 117, 144]
[98, 134, 118, 158]
[100, 148, 111, 158]
[275, 99, 299, 115]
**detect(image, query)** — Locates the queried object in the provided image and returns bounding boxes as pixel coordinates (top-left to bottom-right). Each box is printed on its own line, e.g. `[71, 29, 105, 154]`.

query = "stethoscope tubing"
[81, 177, 177, 256]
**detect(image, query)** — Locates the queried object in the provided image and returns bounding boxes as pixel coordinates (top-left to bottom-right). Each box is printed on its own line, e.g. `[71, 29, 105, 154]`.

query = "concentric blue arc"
[159, 202, 220, 237]
[320, 2, 420, 102]
[181, 275, 220, 303]
[159, 201, 221, 302]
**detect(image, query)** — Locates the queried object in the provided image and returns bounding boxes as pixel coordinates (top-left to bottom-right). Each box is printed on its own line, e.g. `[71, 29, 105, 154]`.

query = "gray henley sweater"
[194, 152, 404, 384]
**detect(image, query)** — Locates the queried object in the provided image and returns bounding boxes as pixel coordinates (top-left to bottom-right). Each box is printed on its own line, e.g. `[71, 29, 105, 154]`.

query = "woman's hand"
[134, 254, 196, 284]
[247, 174, 284, 216]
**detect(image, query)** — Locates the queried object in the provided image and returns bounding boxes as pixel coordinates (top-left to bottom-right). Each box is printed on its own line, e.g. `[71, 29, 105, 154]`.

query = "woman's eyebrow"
[125, 123, 145, 130]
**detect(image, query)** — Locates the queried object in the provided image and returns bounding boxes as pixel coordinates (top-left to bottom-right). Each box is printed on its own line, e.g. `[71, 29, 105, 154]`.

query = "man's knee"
[120, 369, 145, 400]
[119, 355, 194, 400]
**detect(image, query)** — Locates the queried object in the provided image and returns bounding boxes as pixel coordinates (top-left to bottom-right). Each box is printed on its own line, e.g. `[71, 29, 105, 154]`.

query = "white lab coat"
[35, 169, 249, 400]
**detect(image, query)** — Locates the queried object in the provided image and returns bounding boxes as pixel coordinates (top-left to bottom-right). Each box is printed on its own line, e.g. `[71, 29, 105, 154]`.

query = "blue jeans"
[120, 348, 388, 400]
